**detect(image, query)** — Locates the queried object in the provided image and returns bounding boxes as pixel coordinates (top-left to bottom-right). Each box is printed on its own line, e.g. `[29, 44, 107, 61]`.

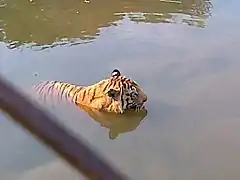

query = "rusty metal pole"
[0, 76, 128, 180]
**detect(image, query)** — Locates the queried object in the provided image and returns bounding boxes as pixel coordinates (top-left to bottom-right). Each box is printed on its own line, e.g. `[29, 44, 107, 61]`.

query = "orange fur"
[33, 69, 147, 114]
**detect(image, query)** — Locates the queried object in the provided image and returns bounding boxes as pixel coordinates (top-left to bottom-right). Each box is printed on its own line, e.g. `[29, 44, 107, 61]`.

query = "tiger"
[33, 69, 148, 114]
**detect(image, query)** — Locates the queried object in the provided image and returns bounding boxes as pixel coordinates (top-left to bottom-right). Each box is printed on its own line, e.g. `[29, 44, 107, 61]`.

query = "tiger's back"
[33, 69, 147, 114]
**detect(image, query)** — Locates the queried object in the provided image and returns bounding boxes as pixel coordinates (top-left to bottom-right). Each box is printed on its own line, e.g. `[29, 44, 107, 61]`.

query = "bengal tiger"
[33, 69, 148, 114]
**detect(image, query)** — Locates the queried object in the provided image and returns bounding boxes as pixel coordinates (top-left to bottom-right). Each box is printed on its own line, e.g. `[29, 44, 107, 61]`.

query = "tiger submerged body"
[33, 69, 148, 114]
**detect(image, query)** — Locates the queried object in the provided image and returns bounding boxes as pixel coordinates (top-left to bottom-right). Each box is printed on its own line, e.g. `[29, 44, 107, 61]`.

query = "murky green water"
[1, 0, 240, 180]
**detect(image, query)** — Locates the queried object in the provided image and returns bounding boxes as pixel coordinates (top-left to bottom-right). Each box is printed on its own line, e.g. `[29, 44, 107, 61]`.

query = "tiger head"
[106, 69, 148, 113]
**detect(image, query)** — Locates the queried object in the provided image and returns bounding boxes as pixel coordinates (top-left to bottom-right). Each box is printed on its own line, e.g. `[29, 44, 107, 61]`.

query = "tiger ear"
[111, 69, 121, 77]
[107, 89, 120, 101]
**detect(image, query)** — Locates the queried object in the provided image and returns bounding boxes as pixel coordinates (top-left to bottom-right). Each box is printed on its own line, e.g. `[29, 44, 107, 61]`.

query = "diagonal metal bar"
[0, 76, 128, 180]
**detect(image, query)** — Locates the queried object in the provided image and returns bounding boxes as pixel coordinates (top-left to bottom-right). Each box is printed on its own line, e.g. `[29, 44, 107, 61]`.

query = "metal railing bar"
[0, 76, 128, 180]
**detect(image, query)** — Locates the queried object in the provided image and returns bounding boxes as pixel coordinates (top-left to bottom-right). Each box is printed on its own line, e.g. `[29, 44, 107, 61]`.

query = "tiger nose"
[143, 95, 147, 102]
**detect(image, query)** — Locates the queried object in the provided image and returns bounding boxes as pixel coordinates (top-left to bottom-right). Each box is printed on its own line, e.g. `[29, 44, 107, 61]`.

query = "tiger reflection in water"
[79, 104, 147, 139]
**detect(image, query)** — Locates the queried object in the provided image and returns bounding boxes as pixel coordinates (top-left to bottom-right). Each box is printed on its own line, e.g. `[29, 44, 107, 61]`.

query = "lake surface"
[1, 0, 240, 180]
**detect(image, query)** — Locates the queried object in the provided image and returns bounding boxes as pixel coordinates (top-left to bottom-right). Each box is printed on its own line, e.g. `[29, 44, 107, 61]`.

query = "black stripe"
[68, 86, 76, 102]
[117, 81, 121, 89]
[58, 82, 65, 93]
[107, 80, 113, 89]
[73, 87, 83, 102]
[90, 88, 96, 102]
[64, 84, 71, 99]
[59, 83, 68, 99]
[47, 82, 55, 96]
[86, 88, 91, 95]
[112, 80, 117, 87]
[60, 83, 71, 100]
[81, 90, 86, 102]
[57, 82, 68, 97]
[126, 82, 130, 89]
[103, 82, 111, 92]
[37, 81, 49, 94]
[120, 87, 124, 110]
[55, 82, 62, 97]
[42, 81, 54, 96]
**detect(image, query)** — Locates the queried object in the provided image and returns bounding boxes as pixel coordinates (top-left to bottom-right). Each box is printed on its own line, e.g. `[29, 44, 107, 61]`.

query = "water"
[1, 0, 240, 179]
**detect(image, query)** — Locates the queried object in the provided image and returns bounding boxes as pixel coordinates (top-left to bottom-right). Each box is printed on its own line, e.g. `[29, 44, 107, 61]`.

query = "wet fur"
[33, 69, 147, 114]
